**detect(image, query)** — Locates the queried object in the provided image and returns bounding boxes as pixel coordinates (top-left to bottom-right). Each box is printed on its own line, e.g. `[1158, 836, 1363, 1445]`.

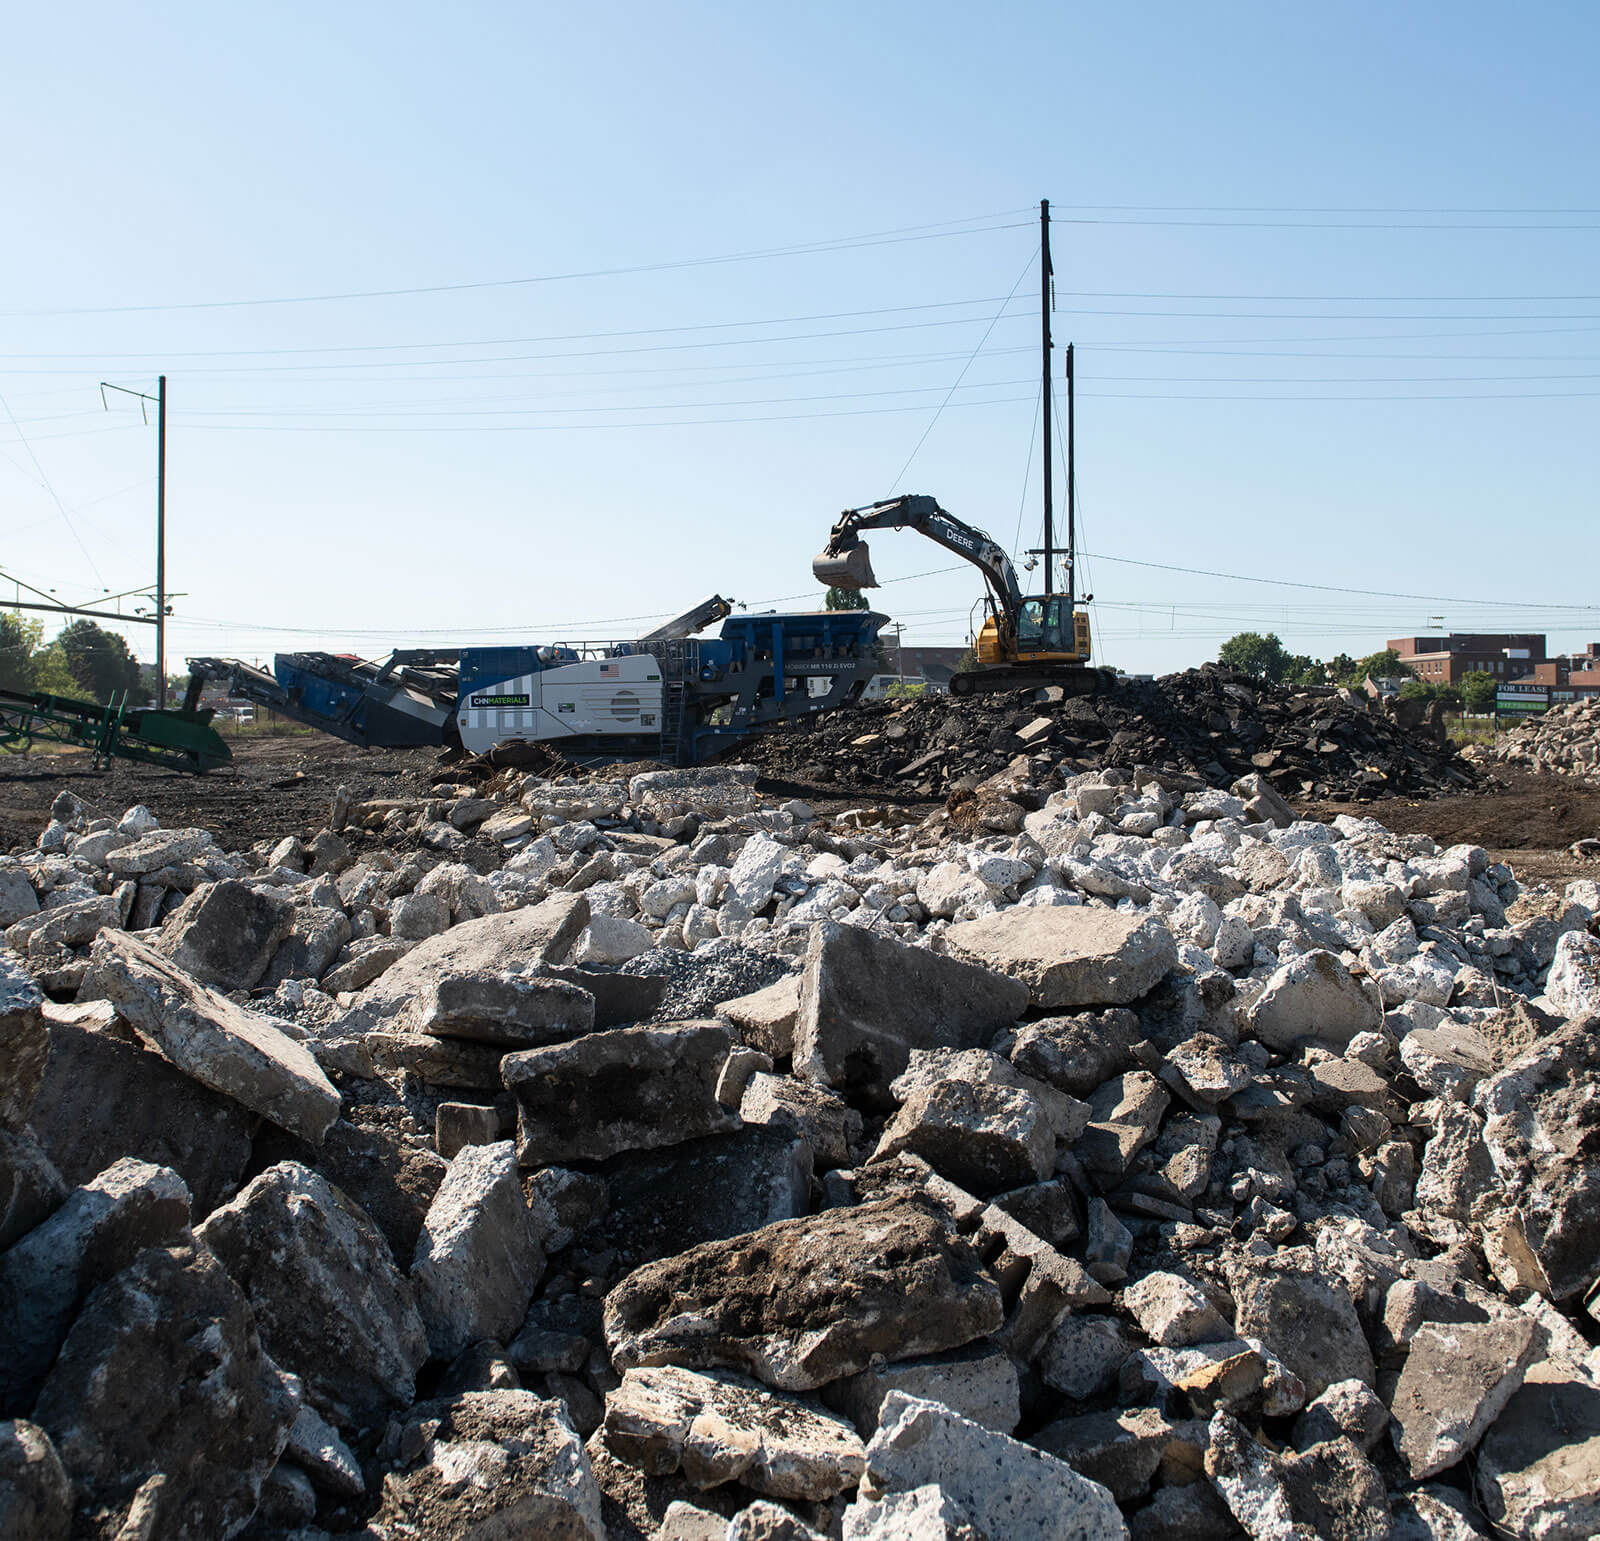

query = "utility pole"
[98, 377, 169, 705]
[156, 376, 167, 707]
[1065, 342, 1075, 613]
[1040, 199, 1054, 596]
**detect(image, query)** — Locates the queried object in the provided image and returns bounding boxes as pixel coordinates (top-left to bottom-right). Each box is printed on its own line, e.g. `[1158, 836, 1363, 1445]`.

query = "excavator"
[815, 203, 1114, 698]
[812, 493, 1109, 697]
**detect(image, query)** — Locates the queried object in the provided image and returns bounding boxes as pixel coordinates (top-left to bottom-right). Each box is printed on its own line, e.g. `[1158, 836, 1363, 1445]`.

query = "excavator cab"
[1015, 596, 1086, 661]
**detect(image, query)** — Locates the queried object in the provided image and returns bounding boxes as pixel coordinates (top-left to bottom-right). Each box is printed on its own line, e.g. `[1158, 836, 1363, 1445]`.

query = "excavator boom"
[812, 495, 1024, 615]
[812, 493, 1107, 698]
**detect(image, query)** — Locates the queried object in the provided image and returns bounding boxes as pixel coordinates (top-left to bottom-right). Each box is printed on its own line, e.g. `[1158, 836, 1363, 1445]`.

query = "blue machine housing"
[270, 651, 458, 747]
[459, 608, 885, 765]
[191, 609, 885, 764]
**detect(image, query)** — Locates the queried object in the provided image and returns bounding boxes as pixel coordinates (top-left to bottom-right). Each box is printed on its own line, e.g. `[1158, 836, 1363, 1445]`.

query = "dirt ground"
[1, 736, 1595, 891]
[0, 735, 445, 855]
[1300, 765, 1600, 886]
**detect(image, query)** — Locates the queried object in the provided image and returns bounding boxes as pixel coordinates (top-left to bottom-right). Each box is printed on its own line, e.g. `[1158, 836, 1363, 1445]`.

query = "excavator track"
[948, 665, 1115, 699]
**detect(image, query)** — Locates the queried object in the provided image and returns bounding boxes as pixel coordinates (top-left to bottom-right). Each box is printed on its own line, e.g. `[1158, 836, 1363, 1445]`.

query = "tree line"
[0, 614, 147, 705]
[1216, 631, 1497, 713]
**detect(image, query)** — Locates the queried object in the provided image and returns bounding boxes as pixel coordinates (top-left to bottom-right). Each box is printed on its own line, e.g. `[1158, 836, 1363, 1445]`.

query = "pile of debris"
[736, 666, 1476, 803]
[2, 751, 1599, 1541]
[1491, 695, 1600, 784]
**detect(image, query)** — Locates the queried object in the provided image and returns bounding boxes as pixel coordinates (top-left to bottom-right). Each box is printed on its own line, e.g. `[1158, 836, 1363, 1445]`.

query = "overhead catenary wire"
[0, 389, 103, 581]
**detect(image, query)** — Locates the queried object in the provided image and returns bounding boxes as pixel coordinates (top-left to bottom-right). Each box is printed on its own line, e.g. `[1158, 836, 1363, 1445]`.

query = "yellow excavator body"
[975, 600, 1092, 667]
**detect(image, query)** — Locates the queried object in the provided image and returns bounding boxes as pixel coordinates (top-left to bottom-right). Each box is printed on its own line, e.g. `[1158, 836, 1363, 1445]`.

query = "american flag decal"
[600, 663, 618, 675]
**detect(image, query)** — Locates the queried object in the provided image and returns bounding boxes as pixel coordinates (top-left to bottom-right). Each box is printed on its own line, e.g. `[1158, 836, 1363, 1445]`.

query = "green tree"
[56, 620, 144, 704]
[954, 647, 979, 674]
[0, 614, 39, 692]
[1328, 648, 1410, 687]
[824, 586, 869, 611]
[31, 644, 81, 697]
[1217, 631, 1308, 684]
[1461, 671, 1497, 713]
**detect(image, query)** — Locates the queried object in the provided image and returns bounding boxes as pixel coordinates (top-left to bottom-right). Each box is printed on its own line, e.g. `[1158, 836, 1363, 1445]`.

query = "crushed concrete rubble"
[0, 750, 1598, 1540]
[1490, 694, 1600, 785]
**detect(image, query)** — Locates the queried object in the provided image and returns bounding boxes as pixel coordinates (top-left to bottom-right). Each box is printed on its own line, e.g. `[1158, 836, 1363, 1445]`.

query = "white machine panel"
[457, 655, 663, 755]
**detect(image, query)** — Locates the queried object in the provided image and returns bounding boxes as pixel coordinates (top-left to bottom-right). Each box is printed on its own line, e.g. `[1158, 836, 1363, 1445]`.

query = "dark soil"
[0, 734, 443, 854]
[731, 666, 1475, 805]
[1301, 766, 1600, 886]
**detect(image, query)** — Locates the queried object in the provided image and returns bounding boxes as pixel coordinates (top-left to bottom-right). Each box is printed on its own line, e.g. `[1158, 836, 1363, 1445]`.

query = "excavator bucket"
[812, 541, 879, 591]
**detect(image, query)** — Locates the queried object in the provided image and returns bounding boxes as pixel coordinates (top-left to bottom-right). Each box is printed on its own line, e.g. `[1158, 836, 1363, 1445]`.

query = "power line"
[1058, 289, 1600, 302]
[1075, 550, 1598, 610]
[11, 318, 1592, 385]
[180, 392, 1041, 434]
[1080, 371, 1600, 383]
[1058, 308, 1600, 321]
[1086, 388, 1600, 400]
[76, 309, 1039, 378]
[890, 252, 1038, 491]
[1045, 203, 1600, 214]
[2, 213, 1034, 318]
[0, 294, 1027, 362]
[0, 389, 103, 581]
[1055, 216, 1600, 230]
[190, 375, 1038, 421]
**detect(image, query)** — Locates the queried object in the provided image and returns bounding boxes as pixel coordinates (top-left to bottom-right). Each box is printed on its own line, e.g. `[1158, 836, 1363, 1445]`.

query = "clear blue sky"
[2, 1, 1595, 676]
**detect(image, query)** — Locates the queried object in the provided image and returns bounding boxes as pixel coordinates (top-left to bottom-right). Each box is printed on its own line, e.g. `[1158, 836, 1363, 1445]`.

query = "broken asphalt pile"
[2, 747, 1600, 1540]
[734, 664, 1476, 803]
[1490, 695, 1600, 786]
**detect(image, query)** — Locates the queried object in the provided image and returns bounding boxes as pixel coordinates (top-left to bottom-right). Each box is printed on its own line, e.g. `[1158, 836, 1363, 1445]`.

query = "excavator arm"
[812, 495, 1025, 620]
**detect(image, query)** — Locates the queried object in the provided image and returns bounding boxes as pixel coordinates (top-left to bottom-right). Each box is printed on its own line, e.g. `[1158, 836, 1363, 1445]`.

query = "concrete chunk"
[156, 879, 296, 991]
[600, 1365, 865, 1500]
[1476, 1016, 1600, 1300]
[1122, 1271, 1232, 1349]
[1475, 1360, 1600, 1541]
[197, 1160, 427, 1430]
[0, 1157, 191, 1414]
[873, 1080, 1054, 1194]
[719, 976, 801, 1058]
[415, 970, 596, 1048]
[1248, 949, 1382, 1052]
[32, 1244, 297, 1540]
[29, 1011, 253, 1215]
[104, 827, 210, 876]
[1231, 1257, 1375, 1402]
[412, 1140, 545, 1359]
[824, 1346, 1020, 1436]
[368, 1390, 603, 1540]
[503, 1021, 738, 1166]
[944, 906, 1177, 1010]
[604, 1196, 1003, 1392]
[1391, 1317, 1541, 1480]
[0, 1419, 70, 1541]
[860, 1392, 1127, 1541]
[0, 1127, 66, 1251]
[0, 950, 47, 1131]
[359, 892, 589, 1021]
[80, 929, 340, 1145]
[794, 923, 1028, 1107]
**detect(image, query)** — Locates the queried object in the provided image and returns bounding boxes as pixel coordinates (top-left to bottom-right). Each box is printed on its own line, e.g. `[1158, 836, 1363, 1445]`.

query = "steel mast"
[1039, 199, 1053, 597]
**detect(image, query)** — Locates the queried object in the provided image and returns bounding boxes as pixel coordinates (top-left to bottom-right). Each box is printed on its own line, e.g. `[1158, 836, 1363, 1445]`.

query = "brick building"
[1389, 634, 1547, 686]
